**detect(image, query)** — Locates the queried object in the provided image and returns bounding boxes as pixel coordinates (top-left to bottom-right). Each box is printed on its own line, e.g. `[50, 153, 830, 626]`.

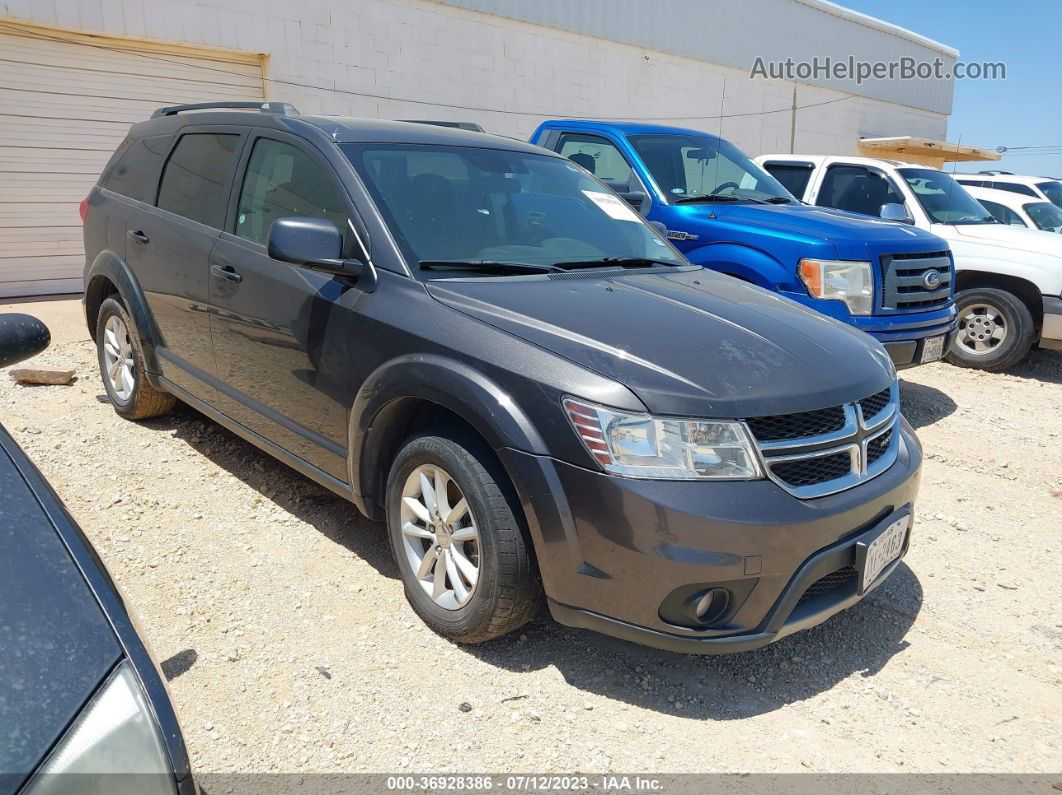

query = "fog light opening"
[687, 587, 731, 626]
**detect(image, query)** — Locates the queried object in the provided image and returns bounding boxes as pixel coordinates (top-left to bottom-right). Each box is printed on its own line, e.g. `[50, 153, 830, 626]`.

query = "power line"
[0, 20, 858, 123]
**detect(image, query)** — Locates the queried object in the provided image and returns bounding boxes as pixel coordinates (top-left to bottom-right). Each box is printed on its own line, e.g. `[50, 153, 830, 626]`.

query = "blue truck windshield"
[627, 134, 794, 203]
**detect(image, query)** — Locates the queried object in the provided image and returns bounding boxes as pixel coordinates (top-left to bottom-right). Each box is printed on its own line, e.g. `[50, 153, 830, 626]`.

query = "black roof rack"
[150, 101, 300, 119]
[977, 170, 1014, 176]
[399, 119, 485, 133]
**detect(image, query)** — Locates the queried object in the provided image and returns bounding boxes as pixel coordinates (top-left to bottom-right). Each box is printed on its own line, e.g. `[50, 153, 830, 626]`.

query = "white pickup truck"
[755, 154, 1062, 371]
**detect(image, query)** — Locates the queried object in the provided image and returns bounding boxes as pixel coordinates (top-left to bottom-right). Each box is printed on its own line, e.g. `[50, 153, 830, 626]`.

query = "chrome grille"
[745, 406, 846, 442]
[880, 251, 952, 312]
[866, 427, 894, 465]
[858, 387, 891, 424]
[744, 382, 900, 499]
[770, 451, 853, 487]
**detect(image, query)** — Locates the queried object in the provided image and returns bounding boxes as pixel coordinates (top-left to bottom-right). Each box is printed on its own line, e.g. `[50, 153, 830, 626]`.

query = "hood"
[427, 268, 894, 417]
[0, 442, 121, 791]
[935, 221, 1062, 258]
[689, 202, 944, 253]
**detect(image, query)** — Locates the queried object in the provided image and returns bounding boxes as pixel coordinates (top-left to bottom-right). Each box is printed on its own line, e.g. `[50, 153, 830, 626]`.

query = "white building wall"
[0, 0, 949, 156]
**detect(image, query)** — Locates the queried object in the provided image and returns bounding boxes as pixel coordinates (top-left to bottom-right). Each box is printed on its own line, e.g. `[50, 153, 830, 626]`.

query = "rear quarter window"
[993, 182, 1038, 197]
[762, 163, 814, 199]
[156, 133, 242, 228]
[99, 135, 172, 202]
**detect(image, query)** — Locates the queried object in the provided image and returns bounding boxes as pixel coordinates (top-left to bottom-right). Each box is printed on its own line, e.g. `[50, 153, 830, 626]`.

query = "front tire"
[386, 429, 541, 644]
[95, 296, 175, 419]
[946, 288, 1035, 371]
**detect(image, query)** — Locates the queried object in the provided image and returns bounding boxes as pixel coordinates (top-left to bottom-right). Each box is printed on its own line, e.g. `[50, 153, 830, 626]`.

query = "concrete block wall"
[1, 0, 948, 156]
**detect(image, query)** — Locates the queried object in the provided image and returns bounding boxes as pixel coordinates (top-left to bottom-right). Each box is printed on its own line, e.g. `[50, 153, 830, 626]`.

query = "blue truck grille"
[879, 251, 952, 312]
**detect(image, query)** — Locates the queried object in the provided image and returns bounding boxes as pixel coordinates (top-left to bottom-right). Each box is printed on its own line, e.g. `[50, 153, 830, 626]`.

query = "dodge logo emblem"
[922, 270, 943, 289]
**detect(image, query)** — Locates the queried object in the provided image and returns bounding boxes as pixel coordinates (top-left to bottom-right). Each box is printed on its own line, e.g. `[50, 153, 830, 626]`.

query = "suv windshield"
[1026, 201, 1062, 233]
[342, 144, 683, 273]
[898, 168, 995, 224]
[627, 134, 794, 203]
[1036, 180, 1062, 209]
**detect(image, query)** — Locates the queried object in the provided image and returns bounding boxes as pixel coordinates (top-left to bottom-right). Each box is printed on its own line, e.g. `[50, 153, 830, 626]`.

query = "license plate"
[920, 335, 945, 363]
[858, 515, 909, 592]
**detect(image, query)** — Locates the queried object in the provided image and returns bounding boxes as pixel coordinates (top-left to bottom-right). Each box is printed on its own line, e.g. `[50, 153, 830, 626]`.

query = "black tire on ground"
[95, 296, 176, 420]
[945, 287, 1035, 372]
[386, 428, 542, 644]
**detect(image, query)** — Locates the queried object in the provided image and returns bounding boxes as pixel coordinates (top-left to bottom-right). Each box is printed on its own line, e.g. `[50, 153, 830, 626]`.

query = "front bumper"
[883, 329, 957, 369]
[501, 418, 921, 654]
[1040, 296, 1062, 350]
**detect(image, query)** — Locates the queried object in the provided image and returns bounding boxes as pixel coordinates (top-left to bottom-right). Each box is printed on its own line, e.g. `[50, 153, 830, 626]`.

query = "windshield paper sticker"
[582, 190, 641, 222]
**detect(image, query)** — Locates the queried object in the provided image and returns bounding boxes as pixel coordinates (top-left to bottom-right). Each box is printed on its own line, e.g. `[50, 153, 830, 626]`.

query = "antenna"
[943, 134, 963, 223]
[710, 78, 727, 218]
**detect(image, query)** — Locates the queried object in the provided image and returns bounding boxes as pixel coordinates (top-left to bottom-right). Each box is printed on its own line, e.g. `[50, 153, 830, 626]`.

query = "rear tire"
[946, 288, 1035, 371]
[95, 296, 175, 420]
[386, 428, 541, 644]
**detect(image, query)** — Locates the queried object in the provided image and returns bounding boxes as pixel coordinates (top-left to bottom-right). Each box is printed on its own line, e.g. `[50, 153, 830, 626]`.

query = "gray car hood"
[0, 443, 121, 791]
[427, 267, 893, 417]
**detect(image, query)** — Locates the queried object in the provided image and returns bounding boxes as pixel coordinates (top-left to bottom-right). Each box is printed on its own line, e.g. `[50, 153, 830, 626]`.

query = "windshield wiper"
[419, 259, 563, 274]
[765, 196, 797, 204]
[673, 194, 769, 205]
[551, 257, 678, 270]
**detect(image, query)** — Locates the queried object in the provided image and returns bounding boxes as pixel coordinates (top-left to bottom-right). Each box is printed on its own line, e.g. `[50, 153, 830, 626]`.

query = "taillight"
[79, 197, 88, 223]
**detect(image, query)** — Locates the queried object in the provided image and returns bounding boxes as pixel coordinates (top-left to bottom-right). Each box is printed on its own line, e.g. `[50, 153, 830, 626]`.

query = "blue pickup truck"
[530, 121, 957, 368]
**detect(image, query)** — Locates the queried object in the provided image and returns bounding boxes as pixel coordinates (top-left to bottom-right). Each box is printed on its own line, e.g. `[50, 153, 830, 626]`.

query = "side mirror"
[879, 203, 912, 224]
[648, 221, 668, 237]
[267, 217, 365, 278]
[603, 179, 648, 210]
[0, 313, 50, 369]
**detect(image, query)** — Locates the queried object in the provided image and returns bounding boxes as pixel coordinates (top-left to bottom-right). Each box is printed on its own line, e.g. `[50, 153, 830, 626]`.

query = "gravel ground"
[2, 326, 1060, 775]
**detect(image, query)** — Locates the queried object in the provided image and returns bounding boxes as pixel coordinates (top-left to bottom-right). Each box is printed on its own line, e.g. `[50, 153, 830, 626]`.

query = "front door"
[208, 132, 362, 480]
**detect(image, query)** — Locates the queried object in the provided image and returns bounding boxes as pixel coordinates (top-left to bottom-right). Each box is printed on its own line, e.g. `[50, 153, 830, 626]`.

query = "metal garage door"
[0, 20, 265, 297]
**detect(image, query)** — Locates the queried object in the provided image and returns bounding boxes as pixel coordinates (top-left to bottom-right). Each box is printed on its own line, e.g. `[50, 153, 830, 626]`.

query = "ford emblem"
[922, 270, 943, 289]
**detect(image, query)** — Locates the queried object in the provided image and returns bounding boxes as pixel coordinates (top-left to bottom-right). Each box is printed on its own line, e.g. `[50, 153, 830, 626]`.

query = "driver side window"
[817, 165, 905, 218]
[236, 138, 349, 246]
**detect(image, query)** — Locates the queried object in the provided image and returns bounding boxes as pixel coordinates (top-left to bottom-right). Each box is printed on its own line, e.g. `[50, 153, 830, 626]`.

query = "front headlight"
[564, 398, 762, 480]
[23, 661, 176, 795]
[798, 258, 874, 315]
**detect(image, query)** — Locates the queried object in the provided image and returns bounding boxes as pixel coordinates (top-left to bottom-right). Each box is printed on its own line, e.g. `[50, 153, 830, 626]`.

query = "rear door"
[207, 130, 363, 479]
[127, 126, 246, 398]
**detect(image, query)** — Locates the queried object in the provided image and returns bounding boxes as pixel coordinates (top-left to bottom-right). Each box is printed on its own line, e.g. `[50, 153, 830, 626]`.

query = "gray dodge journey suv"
[82, 102, 920, 654]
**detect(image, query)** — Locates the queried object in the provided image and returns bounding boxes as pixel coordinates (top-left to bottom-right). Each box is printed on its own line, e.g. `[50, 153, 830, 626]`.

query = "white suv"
[955, 173, 1062, 209]
[967, 186, 1062, 234]
[756, 154, 1062, 371]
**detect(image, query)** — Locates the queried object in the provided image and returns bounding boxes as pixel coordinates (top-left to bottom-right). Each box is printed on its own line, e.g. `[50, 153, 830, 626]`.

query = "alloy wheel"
[399, 464, 480, 610]
[102, 315, 135, 400]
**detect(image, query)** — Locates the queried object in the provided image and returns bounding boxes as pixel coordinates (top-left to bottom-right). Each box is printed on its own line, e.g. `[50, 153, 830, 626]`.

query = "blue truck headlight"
[564, 398, 763, 480]
[23, 662, 176, 794]
[799, 258, 874, 316]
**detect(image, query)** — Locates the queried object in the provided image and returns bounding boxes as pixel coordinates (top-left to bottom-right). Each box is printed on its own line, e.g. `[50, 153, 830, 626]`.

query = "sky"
[847, 0, 1062, 177]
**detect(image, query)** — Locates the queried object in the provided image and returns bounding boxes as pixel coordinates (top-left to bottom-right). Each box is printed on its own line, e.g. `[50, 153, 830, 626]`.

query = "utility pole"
[789, 84, 797, 154]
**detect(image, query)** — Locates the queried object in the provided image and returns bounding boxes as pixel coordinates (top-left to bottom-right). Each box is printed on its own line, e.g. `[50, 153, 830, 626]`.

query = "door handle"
[128, 230, 149, 245]
[211, 263, 242, 283]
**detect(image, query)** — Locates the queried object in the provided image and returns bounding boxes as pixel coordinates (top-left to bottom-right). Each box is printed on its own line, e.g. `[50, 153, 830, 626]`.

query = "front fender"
[84, 250, 164, 374]
[949, 243, 1062, 297]
[349, 353, 550, 506]
[684, 241, 795, 291]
